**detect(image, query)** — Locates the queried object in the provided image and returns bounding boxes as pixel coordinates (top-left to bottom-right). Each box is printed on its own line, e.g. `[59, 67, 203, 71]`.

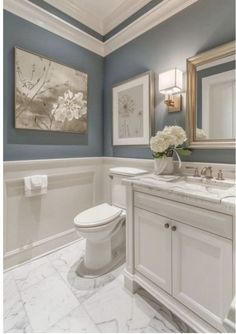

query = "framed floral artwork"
[112, 71, 154, 145]
[14, 47, 88, 133]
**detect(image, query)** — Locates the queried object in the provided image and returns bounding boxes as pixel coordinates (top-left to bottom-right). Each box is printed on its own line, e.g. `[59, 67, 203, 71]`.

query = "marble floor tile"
[12, 256, 56, 292]
[47, 305, 98, 333]
[138, 289, 193, 333]
[83, 278, 156, 333]
[20, 273, 80, 332]
[67, 259, 121, 304]
[4, 272, 20, 312]
[4, 299, 33, 333]
[4, 239, 192, 333]
[4, 272, 33, 333]
[47, 240, 85, 281]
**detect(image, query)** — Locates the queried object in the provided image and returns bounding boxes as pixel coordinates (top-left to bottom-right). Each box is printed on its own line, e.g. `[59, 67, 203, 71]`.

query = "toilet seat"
[74, 203, 122, 228]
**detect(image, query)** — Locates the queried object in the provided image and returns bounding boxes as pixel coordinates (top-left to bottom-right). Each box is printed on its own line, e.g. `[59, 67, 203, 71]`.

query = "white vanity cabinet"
[125, 188, 234, 333]
[134, 208, 172, 293]
[172, 221, 232, 328]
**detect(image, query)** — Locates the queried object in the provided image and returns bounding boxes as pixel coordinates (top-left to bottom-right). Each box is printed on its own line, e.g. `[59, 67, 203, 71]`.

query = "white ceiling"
[44, 0, 152, 35]
[74, 0, 126, 20]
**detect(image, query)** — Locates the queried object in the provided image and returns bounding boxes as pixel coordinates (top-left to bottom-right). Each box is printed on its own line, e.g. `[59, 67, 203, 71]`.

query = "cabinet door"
[134, 208, 171, 293]
[172, 221, 233, 329]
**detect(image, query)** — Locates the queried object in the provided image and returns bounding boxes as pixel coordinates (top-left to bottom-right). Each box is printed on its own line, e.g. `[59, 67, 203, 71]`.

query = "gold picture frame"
[186, 41, 235, 148]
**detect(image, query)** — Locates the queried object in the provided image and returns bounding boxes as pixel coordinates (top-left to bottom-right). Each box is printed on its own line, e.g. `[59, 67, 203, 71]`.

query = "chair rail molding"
[4, 156, 234, 269]
[4, 0, 199, 57]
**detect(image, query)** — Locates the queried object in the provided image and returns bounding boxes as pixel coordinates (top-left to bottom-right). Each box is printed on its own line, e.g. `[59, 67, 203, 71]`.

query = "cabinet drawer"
[134, 191, 232, 239]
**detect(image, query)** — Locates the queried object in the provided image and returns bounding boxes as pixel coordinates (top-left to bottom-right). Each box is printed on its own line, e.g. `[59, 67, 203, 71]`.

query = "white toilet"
[73, 167, 147, 276]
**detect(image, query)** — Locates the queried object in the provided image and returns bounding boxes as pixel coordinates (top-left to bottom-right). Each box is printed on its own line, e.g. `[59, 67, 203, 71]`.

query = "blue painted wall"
[104, 0, 235, 163]
[4, 10, 104, 161]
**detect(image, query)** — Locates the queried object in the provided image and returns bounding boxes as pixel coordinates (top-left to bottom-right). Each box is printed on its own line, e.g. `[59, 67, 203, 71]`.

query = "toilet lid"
[74, 203, 122, 228]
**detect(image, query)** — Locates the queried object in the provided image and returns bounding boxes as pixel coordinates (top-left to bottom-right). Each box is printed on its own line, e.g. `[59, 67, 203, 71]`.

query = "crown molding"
[104, 0, 199, 56]
[4, 0, 104, 56]
[44, 0, 152, 35]
[44, 0, 104, 35]
[103, 0, 151, 35]
[4, 0, 198, 57]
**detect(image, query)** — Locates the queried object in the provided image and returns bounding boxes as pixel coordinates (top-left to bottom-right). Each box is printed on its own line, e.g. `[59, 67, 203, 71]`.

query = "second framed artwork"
[112, 71, 154, 145]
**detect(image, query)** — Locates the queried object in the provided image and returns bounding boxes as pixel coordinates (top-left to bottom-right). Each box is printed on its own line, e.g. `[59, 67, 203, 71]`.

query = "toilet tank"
[109, 167, 147, 209]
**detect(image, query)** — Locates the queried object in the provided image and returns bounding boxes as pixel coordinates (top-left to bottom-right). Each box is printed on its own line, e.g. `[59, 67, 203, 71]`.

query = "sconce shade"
[159, 68, 183, 94]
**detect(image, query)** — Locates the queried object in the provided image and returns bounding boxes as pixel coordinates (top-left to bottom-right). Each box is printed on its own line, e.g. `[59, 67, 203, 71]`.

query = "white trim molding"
[4, 228, 79, 269]
[103, 0, 151, 35]
[4, 0, 104, 56]
[104, 0, 199, 55]
[44, 0, 104, 35]
[3, 156, 235, 269]
[4, 157, 104, 269]
[44, 0, 152, 35]
[4, 0, 199, 57]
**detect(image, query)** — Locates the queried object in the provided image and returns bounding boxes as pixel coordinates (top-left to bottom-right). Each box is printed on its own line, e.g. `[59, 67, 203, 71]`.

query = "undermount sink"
[173, 176, 235, 196]
[185, 175, 235, 189]
[134, 173, 236, 202]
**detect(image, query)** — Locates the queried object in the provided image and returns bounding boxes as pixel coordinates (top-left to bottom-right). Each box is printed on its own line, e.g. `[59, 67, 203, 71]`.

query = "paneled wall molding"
[4, 157, 103, 174]
[4, 0, 104, 56]
[4, 157, 104, 269]
[4, 228, 78, 270]
[4, 0, 199, 56]
[3, 157, 235, 269]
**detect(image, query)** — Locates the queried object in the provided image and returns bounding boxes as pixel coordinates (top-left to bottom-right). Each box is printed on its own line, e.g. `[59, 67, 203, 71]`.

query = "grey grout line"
[81, 303, 102, 333]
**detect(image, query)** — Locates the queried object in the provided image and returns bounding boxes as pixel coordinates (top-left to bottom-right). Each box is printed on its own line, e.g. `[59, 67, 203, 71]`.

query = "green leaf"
[176, 148, 192, 156]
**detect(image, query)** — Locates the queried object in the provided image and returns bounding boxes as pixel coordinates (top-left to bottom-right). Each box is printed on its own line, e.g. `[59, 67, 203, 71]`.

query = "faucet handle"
[186, 166, 200, 177]
[216, 169, 224, 180]
[194, 168, 200, 177]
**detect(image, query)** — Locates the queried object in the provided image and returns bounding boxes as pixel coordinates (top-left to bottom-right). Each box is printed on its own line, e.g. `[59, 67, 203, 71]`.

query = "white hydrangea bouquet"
[150, 126, 191, 174]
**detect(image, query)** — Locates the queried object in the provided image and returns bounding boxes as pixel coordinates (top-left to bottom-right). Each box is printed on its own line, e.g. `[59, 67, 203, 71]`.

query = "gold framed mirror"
[186, 41, 235, 148]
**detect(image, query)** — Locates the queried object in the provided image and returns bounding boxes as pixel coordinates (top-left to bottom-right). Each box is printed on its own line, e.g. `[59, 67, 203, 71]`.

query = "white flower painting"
[113, 72, 153, 145]
[15, 48, 88, 133]
[118, 85, 143, 139]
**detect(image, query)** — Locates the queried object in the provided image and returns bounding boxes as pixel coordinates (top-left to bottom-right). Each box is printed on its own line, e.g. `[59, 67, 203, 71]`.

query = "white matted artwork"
[112, 71, 153, 145]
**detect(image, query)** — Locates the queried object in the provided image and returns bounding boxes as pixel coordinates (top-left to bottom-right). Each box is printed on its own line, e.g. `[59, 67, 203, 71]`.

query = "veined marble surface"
[4, 239, 193, 333]
[123, 173, 236, 214]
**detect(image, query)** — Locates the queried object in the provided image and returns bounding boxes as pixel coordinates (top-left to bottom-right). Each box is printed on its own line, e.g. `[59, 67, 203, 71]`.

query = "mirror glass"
[195, 55, 235, 141]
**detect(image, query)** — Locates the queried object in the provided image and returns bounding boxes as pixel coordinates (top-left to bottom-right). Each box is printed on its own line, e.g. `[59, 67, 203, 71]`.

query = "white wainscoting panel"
[4, 157, 104, 268]
[4, 156, 235, 269]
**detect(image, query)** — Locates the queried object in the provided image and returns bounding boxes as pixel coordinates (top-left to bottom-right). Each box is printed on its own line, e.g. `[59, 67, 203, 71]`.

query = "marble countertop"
[123, 173, 236, 214]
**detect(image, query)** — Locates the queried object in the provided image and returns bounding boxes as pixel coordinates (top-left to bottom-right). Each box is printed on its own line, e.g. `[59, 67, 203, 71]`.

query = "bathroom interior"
[2, 0, 236, 333]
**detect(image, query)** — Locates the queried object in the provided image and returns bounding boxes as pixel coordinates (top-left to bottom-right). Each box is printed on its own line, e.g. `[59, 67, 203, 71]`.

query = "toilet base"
[76, 243, 125, 278]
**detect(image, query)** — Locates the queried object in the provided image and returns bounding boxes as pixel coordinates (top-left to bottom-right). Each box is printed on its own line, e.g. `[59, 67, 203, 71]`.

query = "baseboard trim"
[4, 228, 79, 269]
[123, 269, 218, 333]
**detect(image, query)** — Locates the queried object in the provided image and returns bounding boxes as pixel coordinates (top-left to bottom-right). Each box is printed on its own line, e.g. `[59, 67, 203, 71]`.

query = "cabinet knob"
[171, 226, 177, 231]
[164, 223, 169, 229]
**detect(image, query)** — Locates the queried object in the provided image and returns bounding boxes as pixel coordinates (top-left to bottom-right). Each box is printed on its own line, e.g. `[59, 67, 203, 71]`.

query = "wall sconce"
[159, 68, 183, 112]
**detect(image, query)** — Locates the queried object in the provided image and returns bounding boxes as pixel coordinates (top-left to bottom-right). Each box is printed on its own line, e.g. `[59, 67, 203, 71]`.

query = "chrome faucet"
[201, 166, 213, 179]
